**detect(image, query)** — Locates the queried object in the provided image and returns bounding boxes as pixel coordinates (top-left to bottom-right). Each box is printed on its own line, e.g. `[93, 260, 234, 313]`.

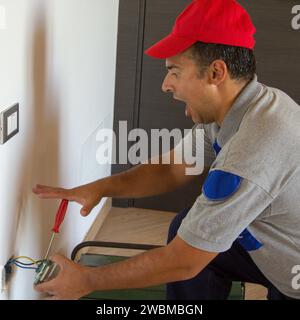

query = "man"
[33, 0, 300, 300]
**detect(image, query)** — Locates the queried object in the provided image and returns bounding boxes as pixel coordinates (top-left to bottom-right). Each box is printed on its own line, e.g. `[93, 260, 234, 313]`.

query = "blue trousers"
[166, 207, 296, 300]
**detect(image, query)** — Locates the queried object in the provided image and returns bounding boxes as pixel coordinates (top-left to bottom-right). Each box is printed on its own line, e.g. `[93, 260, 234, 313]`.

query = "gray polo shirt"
[177, 75, 300, 299]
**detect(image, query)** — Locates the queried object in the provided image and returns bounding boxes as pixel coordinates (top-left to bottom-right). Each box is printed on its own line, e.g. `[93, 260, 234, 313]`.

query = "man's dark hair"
[188, 41, 256, 82]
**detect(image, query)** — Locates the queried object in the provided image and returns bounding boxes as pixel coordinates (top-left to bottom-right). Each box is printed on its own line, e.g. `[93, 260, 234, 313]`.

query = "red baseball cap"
[145, 0, 256, 59]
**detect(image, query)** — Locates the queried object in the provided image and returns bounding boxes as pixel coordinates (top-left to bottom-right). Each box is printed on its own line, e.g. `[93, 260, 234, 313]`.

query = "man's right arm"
[100, 148, 208, 198]
[33, 148, 209, 216]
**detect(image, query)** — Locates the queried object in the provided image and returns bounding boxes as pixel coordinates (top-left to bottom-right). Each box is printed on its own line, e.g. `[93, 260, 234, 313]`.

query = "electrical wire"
[13, 261, 35, 266]
[6, 256, 42, 271]
[13, 256, 40, 265]
[11, 261, 38, 271]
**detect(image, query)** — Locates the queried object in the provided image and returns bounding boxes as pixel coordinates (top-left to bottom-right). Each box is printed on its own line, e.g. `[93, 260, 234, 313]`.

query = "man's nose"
[162, 75, 173, 93]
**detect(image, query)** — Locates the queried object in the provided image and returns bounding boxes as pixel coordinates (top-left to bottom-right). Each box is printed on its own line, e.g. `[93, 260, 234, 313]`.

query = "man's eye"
[171, 73, 178, 78]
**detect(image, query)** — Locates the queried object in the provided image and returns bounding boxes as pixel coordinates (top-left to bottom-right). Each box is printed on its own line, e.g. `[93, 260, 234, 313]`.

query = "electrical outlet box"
[0, 103, 19, 144]
[0, 256, 14, 292]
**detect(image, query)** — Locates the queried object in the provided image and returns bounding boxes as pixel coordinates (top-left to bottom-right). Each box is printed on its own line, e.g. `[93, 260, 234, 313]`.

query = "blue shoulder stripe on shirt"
[203, 170, 243, 201]
[213, 140, 222, 155]
[238, 228, 263, 251]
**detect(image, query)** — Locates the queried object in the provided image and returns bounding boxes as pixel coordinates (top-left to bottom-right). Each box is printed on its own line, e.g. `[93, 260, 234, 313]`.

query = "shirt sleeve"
[177, 170, 273, 252]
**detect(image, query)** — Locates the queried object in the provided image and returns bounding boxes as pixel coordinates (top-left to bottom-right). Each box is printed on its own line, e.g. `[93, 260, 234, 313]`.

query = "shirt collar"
[216, 75, 262, 148]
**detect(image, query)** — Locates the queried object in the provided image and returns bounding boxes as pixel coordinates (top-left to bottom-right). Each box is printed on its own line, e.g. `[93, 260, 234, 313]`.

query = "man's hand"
[34, 237, 218, 299]
[32, 182, 103, 216]
[34, 254, 94, 300]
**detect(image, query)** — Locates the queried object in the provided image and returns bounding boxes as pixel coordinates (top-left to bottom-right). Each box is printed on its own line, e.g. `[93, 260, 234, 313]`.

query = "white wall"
[0, 0, 119, 299]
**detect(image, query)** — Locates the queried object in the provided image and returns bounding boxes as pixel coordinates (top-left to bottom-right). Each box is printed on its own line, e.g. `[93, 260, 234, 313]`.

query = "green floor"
[79, 253, 244, 300]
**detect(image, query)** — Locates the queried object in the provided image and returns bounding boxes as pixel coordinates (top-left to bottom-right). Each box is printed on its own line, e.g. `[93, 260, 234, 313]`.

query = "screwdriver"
[44, 199, 69, 260]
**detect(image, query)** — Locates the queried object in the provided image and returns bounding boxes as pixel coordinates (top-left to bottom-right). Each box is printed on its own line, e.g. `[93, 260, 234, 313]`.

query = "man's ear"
[208, 60, 227, 85]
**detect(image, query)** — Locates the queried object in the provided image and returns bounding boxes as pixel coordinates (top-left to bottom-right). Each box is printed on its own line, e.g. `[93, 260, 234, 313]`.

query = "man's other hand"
[32, 182, 103, 216]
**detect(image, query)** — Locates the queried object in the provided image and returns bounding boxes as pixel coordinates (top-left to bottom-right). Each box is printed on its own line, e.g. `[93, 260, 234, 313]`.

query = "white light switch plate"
[0, 103, 19, 144]
[7, 112, 17, 135]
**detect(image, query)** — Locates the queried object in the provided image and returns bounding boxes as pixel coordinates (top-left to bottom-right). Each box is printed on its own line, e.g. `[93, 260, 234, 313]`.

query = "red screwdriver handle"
[52, 199, 69, 233]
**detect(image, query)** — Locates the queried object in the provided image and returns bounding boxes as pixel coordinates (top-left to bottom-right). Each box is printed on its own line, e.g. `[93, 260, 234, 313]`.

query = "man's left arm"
[34, 236, 217, 300]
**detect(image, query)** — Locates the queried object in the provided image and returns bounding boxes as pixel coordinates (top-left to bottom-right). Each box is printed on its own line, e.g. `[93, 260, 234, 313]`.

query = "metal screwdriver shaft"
[44, 233, 55, 260]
